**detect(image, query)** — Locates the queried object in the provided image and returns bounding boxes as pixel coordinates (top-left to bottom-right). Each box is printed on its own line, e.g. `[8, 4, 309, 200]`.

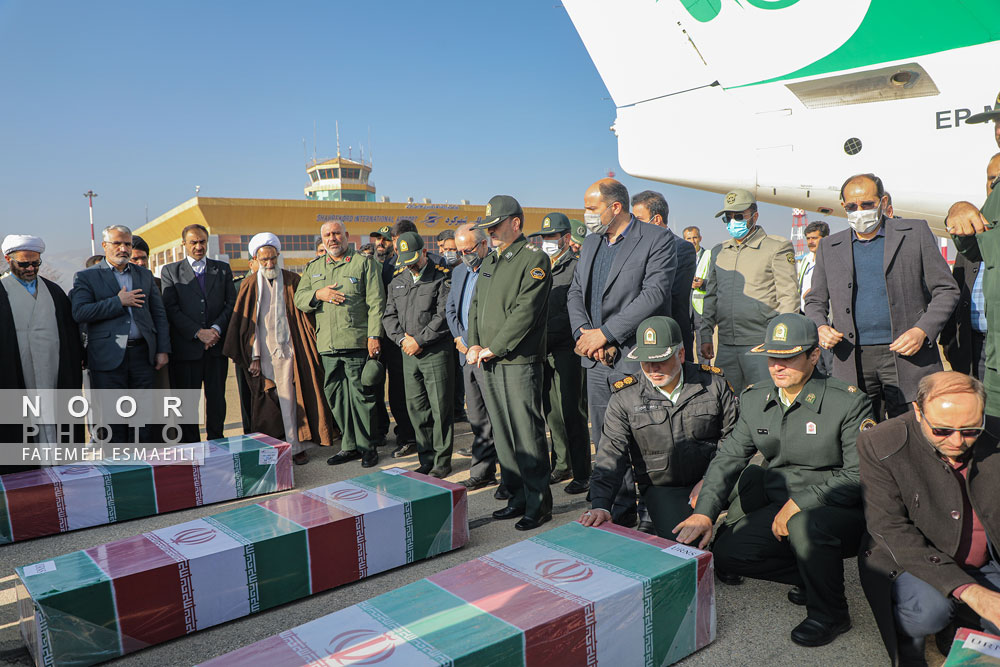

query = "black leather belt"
[126, 339, 146, 348]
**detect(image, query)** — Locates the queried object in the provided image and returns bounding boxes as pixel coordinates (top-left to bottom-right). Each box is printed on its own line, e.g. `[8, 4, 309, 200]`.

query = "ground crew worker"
[467, 194, 554, 531]
[675, 313, 873, 648]
[699, 189, 800, 391]
[294, 220, 385, 468]
[579, 316, 738, 537]
[382, 232, 454, 478]
[687, 226, 711, 359]
[529, 212, 591, 492]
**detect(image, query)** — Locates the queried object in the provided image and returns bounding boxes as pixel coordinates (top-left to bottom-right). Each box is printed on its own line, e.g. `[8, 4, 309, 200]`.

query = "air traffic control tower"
[304, 156, 376, 202]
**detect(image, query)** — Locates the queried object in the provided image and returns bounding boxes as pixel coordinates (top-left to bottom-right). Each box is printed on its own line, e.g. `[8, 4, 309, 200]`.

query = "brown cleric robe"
[223, 269, 337, 446]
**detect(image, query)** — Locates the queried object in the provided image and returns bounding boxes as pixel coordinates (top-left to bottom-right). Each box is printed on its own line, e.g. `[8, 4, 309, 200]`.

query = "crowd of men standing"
[6, 117, 1000, 661]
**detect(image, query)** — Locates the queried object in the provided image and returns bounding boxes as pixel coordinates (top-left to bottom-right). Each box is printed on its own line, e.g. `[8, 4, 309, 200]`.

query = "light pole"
[83, 190, 98, 255]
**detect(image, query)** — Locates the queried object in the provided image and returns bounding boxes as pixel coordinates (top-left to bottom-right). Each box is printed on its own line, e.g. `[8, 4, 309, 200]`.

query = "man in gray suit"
[567, 178, 676, 526]
[161, 223, 237, 442]
[805, 173, 959, 420]
[71, 225, 170, 440]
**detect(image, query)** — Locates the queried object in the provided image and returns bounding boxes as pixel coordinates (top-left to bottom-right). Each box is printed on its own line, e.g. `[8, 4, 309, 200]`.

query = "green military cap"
[475, 194, 523, 229]
[361, 358, 386, 389]
[967, 88, 1000, 124]
[747, 313, 819, 358]
[570, 219, 586, 245]
[528, 212, 571, 237]
[627, 316, 683, 362]
[715, 188, 757, 218]
[395, 231, 423, 266]
[370, 225, 393, 241]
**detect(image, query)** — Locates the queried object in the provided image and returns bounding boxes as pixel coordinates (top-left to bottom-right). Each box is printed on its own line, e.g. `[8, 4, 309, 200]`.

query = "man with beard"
[224, 233, 335, 465]
[0, 235, 83, 466]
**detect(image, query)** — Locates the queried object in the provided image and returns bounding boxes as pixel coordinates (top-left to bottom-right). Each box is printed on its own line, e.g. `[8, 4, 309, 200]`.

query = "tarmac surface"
[0, 367, 945, 666]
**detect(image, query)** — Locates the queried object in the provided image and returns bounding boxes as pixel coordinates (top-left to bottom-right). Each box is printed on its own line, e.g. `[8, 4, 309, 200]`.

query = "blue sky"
[0, 0, 808, 256]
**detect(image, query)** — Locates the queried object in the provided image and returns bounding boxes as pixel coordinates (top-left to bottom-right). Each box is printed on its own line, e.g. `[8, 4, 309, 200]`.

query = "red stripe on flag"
[150, 464, 198, 513]
[259, 494, 361, 593]
[429, 558, 589, 666]
[1, 470, 61, 540]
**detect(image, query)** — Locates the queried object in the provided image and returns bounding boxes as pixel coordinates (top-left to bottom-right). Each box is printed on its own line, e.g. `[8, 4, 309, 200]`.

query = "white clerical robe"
[253, 273, 301, 453]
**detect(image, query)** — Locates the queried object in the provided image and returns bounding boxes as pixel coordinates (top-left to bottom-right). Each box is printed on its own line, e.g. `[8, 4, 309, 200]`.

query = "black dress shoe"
[790, 617, 852, 647]
[613, 510, 638, 529]
[515, 513, 552, 531]
[787, 586, 807, 606]
[392, 442, 416, 458]
[636, 520, 656, 535]
[415, 463, 433, 475]
[461, 475, 497, 490]
[361, 449, 379, 468]
[494, 485, 512, 501]
[429, 466, 452, 479]
[327, 450, 361, 465]
[564, 479, 590, 495]
[457, 447, 473, 457]
[492, 506, 525, 520]
[549, 469, 572, 484]
[715, 569, 744, 585]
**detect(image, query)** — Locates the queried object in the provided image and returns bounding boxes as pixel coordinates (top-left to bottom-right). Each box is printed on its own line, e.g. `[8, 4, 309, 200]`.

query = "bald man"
[566, 178, 676, 526]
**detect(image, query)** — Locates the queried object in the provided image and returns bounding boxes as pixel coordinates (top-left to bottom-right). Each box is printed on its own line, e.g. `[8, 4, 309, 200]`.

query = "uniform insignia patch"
[726, 193, 737, 205]
[349, 277, 358, 284]
[613, 380, 624, 389]
[700, 364, 724, 375]
[860, 418, 877, 432]
[773, 323, 788, 342]
[505, 251, 512, 259]
[612, 375, 637, 392]
[848, 386, 859, 393]
[483, 272, 491, 278]
[786, 252, 795, 264]
[486, 203, 492, 216]
[806, 421, 817, 435]
[543, 217, 551, 228]
[757, 428, 768, 435]
[644, 327, 656, 345]
[530, 267, 546, 280]
[312, 274, 321, 278]
[399, 240, 409, 252]
[345, 256, 351, 262]
[805, 393, 816, 403]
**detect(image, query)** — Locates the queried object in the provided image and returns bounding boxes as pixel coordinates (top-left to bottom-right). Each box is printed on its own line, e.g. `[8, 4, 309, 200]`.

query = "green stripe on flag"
[533, 522, 697, 666]
[19, 551, 122, 664]
[351, 472, 453, 560]
[0, 476, 11, 544]
[209, 504, 310, 610]
[363, 578, 524, 666]
[107, 464, 157, 521]
[233, 449, 277, 497]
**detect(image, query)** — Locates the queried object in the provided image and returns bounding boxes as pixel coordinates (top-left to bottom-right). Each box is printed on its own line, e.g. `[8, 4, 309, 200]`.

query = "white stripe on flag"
[148, 518, 251, 630]
[488, 539, 645, 666]
[309, 482, 408, 575]
[51, 465, 111, 531]
[279, 603, 440, 666]
[197, 450, 239, 505]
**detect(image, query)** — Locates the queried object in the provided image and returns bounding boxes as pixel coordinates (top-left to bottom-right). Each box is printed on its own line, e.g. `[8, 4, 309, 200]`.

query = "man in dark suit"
[160, 223, 237, 442]
[566, 178, 676, 526]
[446, 223, 503, 494]
[941, 251, 986, 380]
[71, 225, 170, 441]
[632, 189, 697, 359]
[805, 173, 959, 421]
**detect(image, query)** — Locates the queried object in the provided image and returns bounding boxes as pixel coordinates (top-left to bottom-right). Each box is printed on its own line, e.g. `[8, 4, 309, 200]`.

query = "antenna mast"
[336, 121, 341, 158]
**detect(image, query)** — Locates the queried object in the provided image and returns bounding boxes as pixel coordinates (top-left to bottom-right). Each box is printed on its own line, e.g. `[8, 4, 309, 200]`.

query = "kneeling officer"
[580, 316, 738, 537]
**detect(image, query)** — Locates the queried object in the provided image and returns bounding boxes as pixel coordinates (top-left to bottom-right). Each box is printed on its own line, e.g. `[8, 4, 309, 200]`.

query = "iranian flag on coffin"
[0, 433, 293, 544]
[200, 521, 715, 667]
[15, 468, 467, 667]
[944, 628, 1000, 665]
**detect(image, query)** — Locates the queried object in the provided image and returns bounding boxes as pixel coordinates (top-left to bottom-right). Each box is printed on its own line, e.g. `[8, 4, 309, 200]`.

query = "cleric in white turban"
[0, 234, 83, 469]
[224, 231, 335, 464]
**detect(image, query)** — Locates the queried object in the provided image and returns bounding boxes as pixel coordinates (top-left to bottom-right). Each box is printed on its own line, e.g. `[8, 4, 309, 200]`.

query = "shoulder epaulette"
[612, 375, 638, 392]
[700, 364, 724, 376]
[393, 266, 407, 276]
[438, 265, 451, 274]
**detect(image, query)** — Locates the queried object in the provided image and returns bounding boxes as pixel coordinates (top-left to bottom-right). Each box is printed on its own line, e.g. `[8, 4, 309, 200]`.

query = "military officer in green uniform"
[467, 195, 554, 531]
[528, 212, 592, 491]
[294, 220, 385, 468]
[675, 313, 873, 648]
[382, 232, 455, 478]
[579, 316, 738, 537]
[568, 219, 586, 255]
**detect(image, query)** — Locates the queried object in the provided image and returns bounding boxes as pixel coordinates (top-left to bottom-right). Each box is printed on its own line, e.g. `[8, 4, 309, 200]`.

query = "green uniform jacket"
[952, 187, 1000, 414]
[590, 363, 739, 512]
[693, 372, 873, 523]
[547, 250, 578, 352]
[293, 248, 385, 352]
[467, 235, 551, 364]
[382, 262, 452, 350]
[699, 225, 800, 346]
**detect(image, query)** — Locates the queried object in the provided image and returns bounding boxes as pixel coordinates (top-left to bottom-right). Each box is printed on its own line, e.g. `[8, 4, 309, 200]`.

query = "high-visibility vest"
[691, 247, 712, 315]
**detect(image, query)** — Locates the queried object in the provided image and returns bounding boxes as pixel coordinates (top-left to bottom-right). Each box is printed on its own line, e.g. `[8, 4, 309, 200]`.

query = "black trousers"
[452, 350, 467, 418]
[714, 500, 865, 625]
[90, 341, 156, 443]
[856, 344, 909, 421]
[463, 361, 498, 480]
[972, 330, 988, 381]
[169, 355, 228, 443]
[587, 363, 636, 520]
[377, 338, 416, 445]
[640, 484, 694, 540]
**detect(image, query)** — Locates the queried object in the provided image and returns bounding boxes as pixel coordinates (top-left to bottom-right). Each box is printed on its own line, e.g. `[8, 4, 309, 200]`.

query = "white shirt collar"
[187, 255, 207, 272]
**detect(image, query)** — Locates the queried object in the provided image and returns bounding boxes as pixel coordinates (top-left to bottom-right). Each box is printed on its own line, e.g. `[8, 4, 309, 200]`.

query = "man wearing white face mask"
[804, 173, 959, 421]
[529, 213, 591, 492]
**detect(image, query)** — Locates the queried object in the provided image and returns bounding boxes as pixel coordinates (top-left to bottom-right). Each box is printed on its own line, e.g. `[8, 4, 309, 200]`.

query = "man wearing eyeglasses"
[699, 189, 800, 392]
[805, 173, 959, 421]
[858, 371, 1000, 666]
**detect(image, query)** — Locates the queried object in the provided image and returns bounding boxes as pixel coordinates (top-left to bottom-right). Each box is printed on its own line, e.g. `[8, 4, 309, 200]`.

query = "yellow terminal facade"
[136, 156, 584, 275]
